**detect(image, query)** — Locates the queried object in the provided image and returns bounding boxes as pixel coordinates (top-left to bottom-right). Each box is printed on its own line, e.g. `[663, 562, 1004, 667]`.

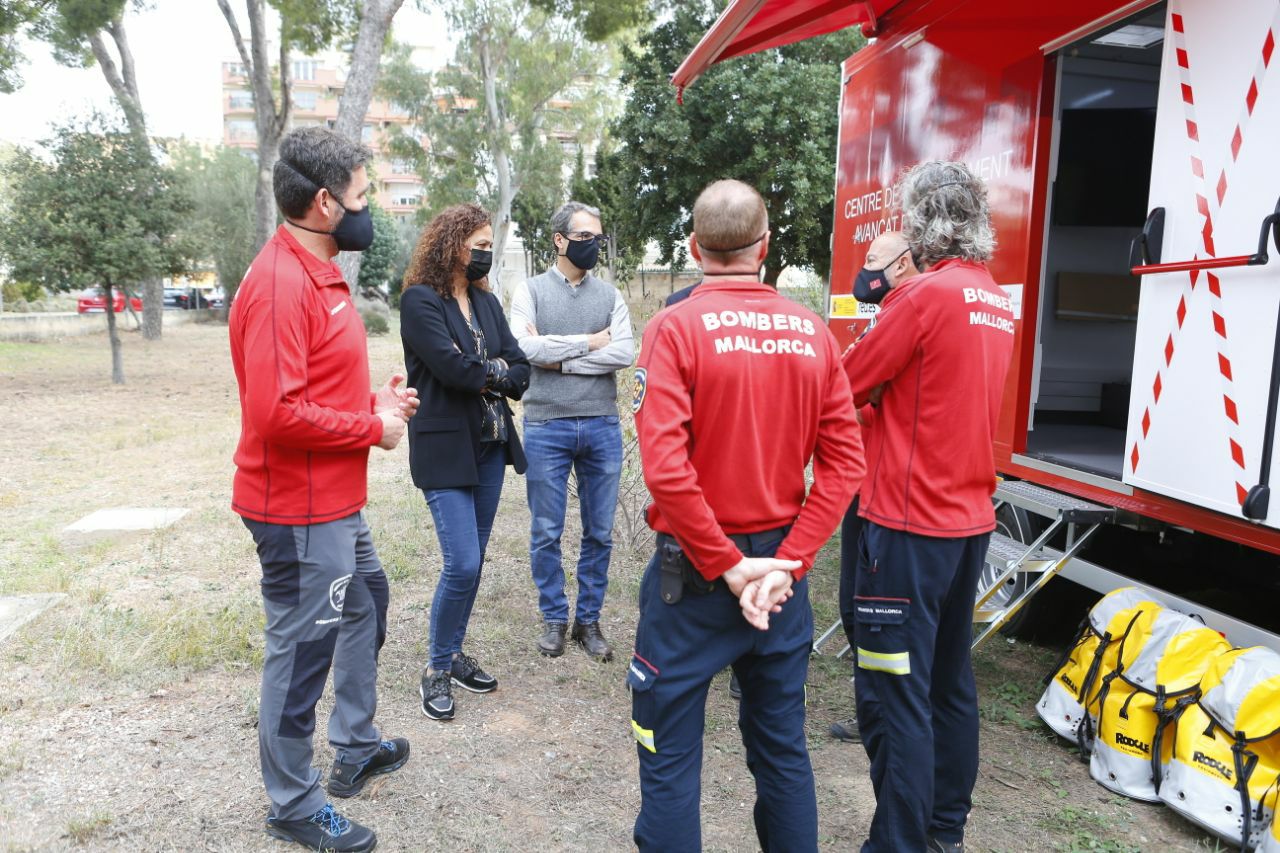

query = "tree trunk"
[104, 282, 125, 385]
[333, 0, 408, 287]
[479, 33, 515, 300]
[218, 0, 289, 259]
[90, 20, 165, 341]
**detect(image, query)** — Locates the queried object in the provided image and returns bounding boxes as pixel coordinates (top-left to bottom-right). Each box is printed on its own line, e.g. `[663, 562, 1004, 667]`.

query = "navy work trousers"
[629, 527, 816, 853]
[853, 521, 988, 852]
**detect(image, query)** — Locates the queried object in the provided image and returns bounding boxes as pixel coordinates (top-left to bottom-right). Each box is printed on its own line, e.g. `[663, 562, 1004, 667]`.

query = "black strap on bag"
[1044, 616, 1092, 689]
[1231, 733, 1260, 853]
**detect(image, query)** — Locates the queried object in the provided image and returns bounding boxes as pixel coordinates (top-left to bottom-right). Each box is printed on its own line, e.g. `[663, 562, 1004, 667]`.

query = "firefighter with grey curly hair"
[840, 160, 1016, 853]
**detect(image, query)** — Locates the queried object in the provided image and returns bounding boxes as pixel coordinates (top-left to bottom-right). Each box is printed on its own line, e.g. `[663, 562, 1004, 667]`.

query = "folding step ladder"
[971, 480, 1115, 650]
[812, 480, 1116, 657]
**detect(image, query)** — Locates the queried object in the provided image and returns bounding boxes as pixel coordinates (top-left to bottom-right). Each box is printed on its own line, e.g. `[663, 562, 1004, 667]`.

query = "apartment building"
[222, 57, 425, 220]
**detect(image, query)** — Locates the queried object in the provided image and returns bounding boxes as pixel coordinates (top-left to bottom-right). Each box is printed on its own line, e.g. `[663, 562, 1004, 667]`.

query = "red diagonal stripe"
[1187, 119, 1199, 141]
[1208, 273, 1222, 297]
[1191, 267, 1200, 288]
[1191, 156, 1204, 177]
[1213, 311, 1227, 337]
[1173, 13, 1185, 33]
[1165, 335, 1175, 366]
[1216, 172, 1228, 205]
[1154, 373, 1163, 403]
[1219, 353, 1233, 380]
[1131, 443, 1141, 472]
[1182, 83, 1195, 104]
[1247, 79, 1259, 114]
[1230, 438, 1245, 468]
[1237, 482, 1249, 505]
[1196, 194, 1209, 216]
[1177, 296, 1187, 328]
[1203, 220, 1216, 255]
[1265, 30, 1275, 66]
[1231, 126, 1243, 160]
[1224, 395, 1239, 424]
[1142, 408, 1151, 437]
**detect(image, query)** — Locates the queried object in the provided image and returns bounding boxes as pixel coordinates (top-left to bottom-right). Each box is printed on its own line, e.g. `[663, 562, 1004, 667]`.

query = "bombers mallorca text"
[702, 310, 819, 359]
[963, 287, 1016, 335]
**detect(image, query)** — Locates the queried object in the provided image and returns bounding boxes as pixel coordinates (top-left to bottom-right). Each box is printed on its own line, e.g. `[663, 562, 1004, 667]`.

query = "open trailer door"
[1124, 0, 1280, 529]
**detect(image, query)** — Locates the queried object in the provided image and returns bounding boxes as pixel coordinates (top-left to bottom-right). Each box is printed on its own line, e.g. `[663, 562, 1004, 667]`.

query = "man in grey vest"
[510, 201, 635, 661]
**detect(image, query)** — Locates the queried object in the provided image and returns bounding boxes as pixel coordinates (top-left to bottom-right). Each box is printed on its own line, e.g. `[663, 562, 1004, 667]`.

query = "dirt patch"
[0, 322, 1220, 851]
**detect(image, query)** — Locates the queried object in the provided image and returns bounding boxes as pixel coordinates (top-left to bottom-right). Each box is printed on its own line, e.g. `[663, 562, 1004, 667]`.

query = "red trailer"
[674, 0, 1280, 650]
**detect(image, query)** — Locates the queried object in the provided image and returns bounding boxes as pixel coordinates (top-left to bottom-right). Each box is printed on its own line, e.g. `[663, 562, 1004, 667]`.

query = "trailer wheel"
[982, 504, 1094, 643]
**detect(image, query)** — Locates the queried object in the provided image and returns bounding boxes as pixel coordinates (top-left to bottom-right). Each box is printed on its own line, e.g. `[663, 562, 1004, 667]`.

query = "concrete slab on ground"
[0, 594, 66, 645]
[64, 507, 189, 533]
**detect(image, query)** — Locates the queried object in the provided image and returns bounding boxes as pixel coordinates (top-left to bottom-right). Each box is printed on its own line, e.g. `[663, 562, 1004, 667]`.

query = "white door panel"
[1125, 0, 1280, 528]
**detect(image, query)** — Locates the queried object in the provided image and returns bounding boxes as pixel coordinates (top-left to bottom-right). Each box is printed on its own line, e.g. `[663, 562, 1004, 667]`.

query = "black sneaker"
[451, 652, 497, 693]
[830, 718, 862, 743]
[728, 671, 742, 701]
[265, 803, 376, 852]
[419, 669, 454, 721]
[328, 737, 411, 798]
[927, 836, 964, 852]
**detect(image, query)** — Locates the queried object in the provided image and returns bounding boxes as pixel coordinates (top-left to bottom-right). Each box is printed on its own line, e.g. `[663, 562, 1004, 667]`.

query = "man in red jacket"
[841, 161, 1015, 853]
[230, 127, 418, 853]
[630, 179, 864, 851]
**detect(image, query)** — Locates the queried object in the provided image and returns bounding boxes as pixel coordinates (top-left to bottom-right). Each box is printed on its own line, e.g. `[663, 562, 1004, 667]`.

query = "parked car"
[76, 287, 142, 314]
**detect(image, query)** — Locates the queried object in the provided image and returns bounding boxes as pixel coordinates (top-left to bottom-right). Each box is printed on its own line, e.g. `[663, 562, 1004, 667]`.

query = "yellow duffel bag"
[1037, 586, 1163, 747]
[1089, 609, 1231, 802]
[1160, 646, 1280, 850]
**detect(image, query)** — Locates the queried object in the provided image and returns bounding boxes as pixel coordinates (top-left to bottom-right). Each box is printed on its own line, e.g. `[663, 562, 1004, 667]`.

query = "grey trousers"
[242, 511, 390, 820]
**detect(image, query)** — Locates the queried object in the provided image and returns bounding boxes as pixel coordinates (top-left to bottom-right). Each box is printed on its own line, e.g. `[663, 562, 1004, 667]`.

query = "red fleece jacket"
[230, 226, 383, 525]
[635, 278, 865, 581]
[841, 258, 1015, 537]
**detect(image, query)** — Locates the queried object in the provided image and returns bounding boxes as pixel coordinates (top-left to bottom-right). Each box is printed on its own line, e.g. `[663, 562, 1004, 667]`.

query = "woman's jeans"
[424, 442, 505, 672]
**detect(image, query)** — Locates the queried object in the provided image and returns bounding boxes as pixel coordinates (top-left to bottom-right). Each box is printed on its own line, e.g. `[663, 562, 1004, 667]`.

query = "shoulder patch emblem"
[632, 368, 647, 413]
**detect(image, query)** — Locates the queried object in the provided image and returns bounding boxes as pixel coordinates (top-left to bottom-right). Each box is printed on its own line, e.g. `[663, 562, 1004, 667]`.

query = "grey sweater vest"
[524, 270, 619, 421]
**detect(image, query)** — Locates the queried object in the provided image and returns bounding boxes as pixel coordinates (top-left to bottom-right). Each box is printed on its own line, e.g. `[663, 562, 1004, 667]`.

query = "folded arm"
[561, 290, 636, 375]
[509, 280, 590, 366]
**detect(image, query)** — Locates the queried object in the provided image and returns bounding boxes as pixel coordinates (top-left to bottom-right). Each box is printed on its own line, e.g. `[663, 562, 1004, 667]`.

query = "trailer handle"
[1130, 197, 1280, 276]
[1128, 207, 1165, 270]
[1242, 199, 1280, 522]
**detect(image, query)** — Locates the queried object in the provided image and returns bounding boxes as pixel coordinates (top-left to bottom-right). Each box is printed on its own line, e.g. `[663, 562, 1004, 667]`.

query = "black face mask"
[288, 197, 375, 253]
[853, 249, 909, 304]
[329, 200, 375, 252]
[560, 235, 601, 271]
[466, 249, 493, 282]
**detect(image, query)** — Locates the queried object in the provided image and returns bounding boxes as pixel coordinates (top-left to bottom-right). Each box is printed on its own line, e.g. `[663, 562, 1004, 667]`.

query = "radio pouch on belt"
[659, 541, 687, 605]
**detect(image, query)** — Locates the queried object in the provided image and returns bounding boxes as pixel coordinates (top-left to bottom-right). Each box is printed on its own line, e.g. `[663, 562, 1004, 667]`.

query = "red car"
[76, 287, 143, 314]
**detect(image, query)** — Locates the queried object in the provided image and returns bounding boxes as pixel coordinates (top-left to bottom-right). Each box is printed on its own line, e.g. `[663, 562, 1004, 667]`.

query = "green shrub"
[362, 308, 390, 336]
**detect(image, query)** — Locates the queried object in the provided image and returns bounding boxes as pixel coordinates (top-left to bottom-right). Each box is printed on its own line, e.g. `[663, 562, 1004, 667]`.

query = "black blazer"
[400, 284, 531, 490]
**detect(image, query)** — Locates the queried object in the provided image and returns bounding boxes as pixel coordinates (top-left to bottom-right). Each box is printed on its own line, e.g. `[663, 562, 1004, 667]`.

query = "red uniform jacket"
[635, 278, 865, 581]
[229, 226, 383, 525]
[841, 258, 1015, 537]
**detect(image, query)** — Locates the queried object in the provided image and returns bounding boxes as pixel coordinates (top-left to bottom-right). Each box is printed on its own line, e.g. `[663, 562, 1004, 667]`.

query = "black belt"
[654, 526, 790, 605]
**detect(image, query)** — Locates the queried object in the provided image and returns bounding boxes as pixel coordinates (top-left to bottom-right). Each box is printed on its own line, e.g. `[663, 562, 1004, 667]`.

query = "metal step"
[975, 534, 1063, 623]
[985, 531, 1055, 572]
[995, 479, 1116, 523]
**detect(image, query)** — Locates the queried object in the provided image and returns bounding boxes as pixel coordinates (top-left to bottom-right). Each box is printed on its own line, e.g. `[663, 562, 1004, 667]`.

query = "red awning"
[672, 0, 897, 98]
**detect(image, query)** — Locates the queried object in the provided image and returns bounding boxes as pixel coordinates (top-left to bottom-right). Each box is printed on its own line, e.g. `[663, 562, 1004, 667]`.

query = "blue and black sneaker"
[327, 738, 410, 799]
[265, 802, 376, 852]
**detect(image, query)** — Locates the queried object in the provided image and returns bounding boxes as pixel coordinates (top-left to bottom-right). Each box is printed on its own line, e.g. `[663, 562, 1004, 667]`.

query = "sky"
[0, 2, 453, 147]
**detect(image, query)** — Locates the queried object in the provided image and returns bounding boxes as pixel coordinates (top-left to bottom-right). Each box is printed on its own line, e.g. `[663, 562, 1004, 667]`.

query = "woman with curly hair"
[400, 203, 530, 721]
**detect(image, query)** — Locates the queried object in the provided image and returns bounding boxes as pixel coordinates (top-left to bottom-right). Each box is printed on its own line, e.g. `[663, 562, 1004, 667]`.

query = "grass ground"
[0, 318, 1219, 851]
